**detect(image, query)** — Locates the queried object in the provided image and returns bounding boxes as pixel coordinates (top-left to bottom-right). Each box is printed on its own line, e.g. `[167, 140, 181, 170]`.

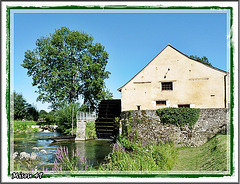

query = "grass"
[14, 121, 38, 125]
[12, 120, 229, 172]
[172, 134, 229, 171]
[12, 134, 228, 172]
[13, 121, 39, 133]
[99, 134, 229, 172]
[98, 138, 178, 171]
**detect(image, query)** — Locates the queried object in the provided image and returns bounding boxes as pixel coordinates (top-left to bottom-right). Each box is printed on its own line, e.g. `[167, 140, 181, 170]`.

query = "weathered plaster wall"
[120, 108, 230, 147]
[120, 45, 228, 111]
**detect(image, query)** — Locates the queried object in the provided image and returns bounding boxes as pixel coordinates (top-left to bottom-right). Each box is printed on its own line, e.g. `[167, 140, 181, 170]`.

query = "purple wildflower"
[54, 159, 59, 169]
[64, 147, 68, 158]
[56, 148, 60, 154]
[112, 144, 117, 153]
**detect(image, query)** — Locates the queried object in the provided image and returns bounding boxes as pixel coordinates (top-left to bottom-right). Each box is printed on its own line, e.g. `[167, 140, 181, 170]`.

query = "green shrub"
[32, 127, 39, 132]
[55, 103, 80, 133]
[63, 127, 77, 135]
[62, 121, 97, 139]
[156, 108, 200, 128]
[118, 135, 140, 151]
[99, 141, 177, 171]
[85, 121, 97, 139]
[14, 123, 28, 132]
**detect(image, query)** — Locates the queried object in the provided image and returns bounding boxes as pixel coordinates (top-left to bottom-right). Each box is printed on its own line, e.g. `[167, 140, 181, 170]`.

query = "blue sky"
[12, 9, 230, 112]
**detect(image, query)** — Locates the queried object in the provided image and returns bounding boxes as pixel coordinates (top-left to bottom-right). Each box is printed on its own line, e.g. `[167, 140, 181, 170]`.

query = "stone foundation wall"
[120, 108, 230, 147]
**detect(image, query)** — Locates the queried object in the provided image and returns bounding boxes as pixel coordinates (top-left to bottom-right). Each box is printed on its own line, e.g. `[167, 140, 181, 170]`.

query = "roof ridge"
[168, 45, 227, 73]
[117, 44, 227, 92]
[117, 44, 169, 91]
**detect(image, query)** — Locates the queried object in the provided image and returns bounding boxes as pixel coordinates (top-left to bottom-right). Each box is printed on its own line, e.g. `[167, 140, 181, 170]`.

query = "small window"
[137, 106, 141, 110]
[156, 101, 166, 106]
[178, 104, 190, 108]
[162, 82, 173, 91]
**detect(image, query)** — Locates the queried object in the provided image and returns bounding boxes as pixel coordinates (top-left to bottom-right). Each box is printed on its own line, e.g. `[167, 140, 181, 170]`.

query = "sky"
[12, 9, 230, 112]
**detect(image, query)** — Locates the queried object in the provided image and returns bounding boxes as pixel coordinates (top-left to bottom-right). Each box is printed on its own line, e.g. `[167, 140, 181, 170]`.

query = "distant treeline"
[12, 91, 93, 134]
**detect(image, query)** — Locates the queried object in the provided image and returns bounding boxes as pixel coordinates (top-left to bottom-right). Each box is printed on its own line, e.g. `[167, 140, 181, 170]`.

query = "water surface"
[14, 132, 112, 170]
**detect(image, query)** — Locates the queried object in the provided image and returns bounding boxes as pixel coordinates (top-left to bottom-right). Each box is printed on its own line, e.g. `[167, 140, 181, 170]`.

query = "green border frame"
[6, 5, 234, 179]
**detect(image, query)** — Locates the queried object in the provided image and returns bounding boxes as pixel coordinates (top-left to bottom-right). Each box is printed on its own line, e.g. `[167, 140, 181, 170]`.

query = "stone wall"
[120, 108, 230, 147]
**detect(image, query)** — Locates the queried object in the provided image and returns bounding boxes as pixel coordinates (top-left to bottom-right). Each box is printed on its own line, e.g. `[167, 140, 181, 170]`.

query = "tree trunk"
[72, 104, 74, 136]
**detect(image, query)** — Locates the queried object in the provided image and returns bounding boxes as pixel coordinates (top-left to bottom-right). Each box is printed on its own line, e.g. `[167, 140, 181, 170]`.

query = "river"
[13, 132, 113, 170]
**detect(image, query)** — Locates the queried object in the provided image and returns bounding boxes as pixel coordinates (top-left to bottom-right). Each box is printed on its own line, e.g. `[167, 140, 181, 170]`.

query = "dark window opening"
[178, 104, 190, 108]
[137, 106, 141, 110]
[162, 82, 173, 90]
[156, 101, 166, 106]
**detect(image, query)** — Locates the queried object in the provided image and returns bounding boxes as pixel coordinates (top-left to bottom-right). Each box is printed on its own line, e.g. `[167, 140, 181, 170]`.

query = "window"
[137, 106, 141, 110]
[156, 101, 166, 106]
[162, 82, 173, 91]
[178, 104, 190, 108]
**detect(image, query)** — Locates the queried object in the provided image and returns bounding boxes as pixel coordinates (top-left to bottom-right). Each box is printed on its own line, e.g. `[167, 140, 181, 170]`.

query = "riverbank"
[12, 132, 228, 173]
[12, 119, 229, 172]
[13, 121, 58, 133]
[13, 121, 38, 133]
[13, 132, 112, 171]
[98, 134, 229, 171]
[172, 134, 229, 171]
[13, 120, 96, 142]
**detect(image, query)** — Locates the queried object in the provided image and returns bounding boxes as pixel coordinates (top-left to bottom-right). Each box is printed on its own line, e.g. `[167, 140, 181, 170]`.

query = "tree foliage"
[38, 110, 57, 125]
[12, 91, 39, 121]
[55, 103, 80, 134]
[45, 110, 57, 124]
[13, 92, 27, 120]
[39, 110, 48, 119]
[189, 55, 212, 66]
[25, 104, 39, 121]
[22, 27, 111, 110]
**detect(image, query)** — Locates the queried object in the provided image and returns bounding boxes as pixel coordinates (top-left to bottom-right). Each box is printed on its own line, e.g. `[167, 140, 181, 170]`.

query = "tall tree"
[22, 27, 111, 135]
[26, 104, 39, 121]
[39, 110, 48, 120]
[189, 55, 212, 66]
[13, 91, 27, 120]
